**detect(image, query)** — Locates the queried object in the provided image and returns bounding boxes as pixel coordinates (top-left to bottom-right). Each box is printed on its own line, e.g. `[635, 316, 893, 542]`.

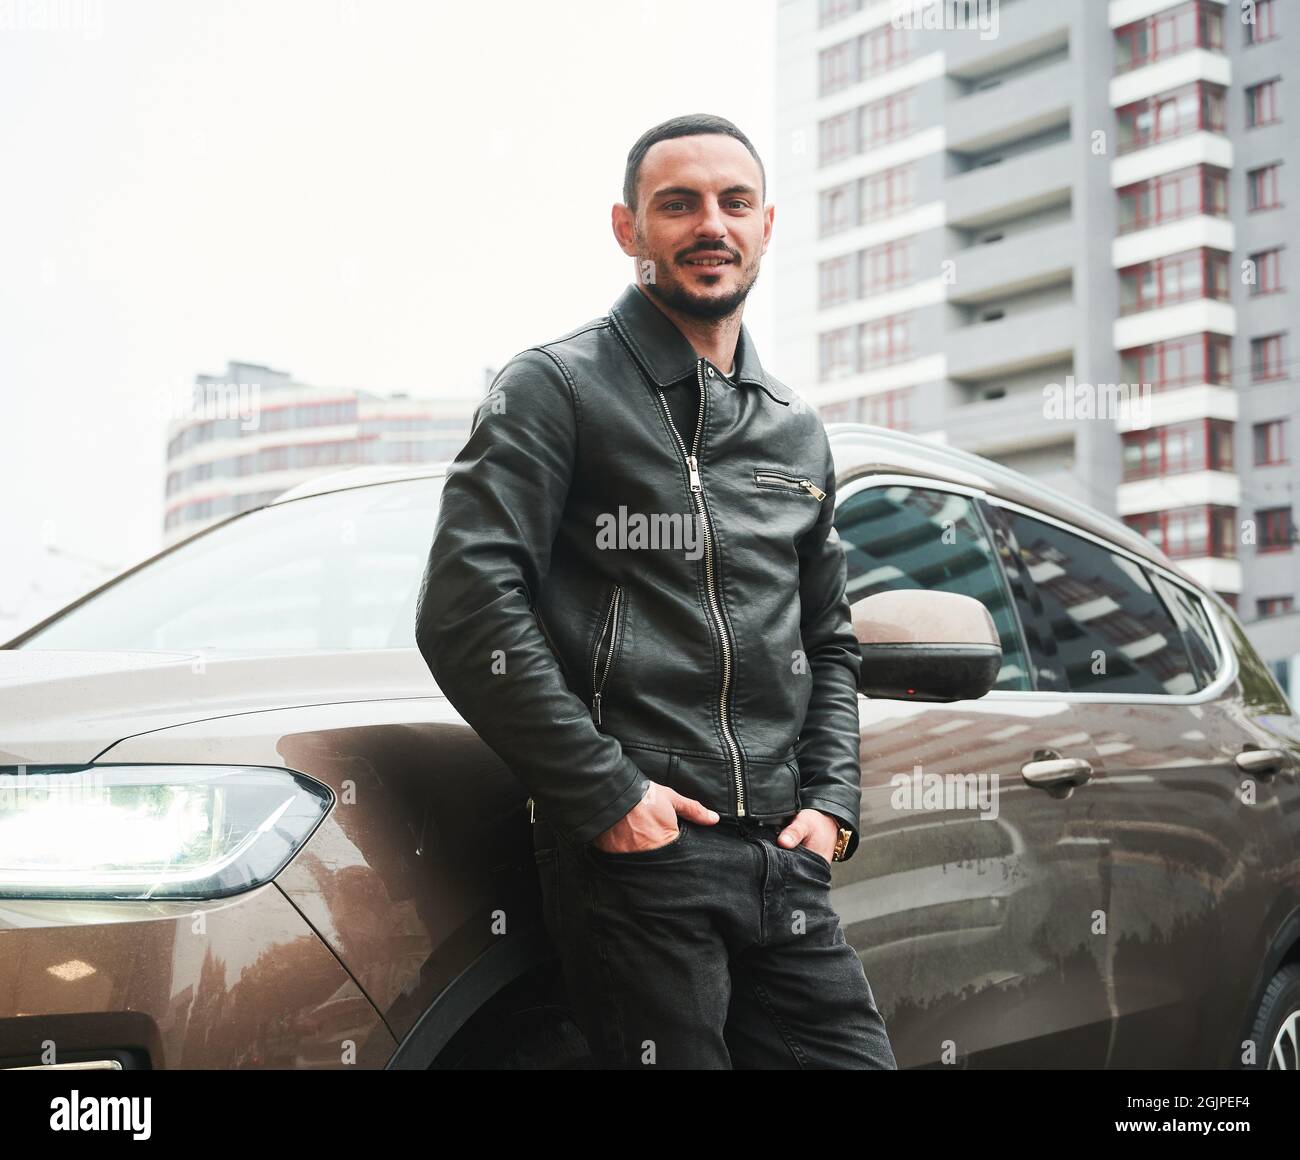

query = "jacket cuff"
[553, 772, 651, 848]
[803, 798, 860, 862]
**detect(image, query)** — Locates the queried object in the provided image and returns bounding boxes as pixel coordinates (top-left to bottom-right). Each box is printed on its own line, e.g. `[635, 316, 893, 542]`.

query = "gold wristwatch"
[827, 814, 853, 862]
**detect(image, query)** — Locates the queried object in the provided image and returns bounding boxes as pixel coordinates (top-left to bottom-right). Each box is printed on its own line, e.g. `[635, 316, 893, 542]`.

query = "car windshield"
[12, 477, 445, 652]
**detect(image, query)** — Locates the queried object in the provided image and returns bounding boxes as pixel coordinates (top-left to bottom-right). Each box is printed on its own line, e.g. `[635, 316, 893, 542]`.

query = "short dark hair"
[622, 114, 766, 213]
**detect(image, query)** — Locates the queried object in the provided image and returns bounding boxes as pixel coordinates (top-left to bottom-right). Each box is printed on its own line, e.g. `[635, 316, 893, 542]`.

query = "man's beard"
[639, 249, 760, 321]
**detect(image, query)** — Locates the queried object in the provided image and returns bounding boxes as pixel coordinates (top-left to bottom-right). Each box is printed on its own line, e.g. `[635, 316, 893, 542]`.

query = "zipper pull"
[686, 454, 702, 491]
[527, 796, 536, 823]
[592, 692, 602, 724]
[800, 479, 827, 501]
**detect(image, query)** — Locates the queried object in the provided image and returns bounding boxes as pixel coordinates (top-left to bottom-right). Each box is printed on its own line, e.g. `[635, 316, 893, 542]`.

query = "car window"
[14, 477, 444, 652]
[992, 506, 1200, 695]
[835, 484, 1031, 690]
[1148, 573, 1223, 691]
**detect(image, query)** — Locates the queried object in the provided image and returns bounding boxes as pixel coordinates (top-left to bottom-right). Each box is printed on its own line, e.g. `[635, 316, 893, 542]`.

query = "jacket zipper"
[590, 583, 623, 725]
[754, 470, 826, 501]
[653, 360, 746, 816]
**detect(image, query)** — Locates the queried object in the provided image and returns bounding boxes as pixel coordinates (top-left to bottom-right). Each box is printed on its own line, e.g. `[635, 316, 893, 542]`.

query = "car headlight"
[0, 764, 333, 900]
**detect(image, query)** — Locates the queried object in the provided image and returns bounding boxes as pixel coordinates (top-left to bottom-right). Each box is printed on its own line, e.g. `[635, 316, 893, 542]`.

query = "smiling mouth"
[684, 255, 734, 268]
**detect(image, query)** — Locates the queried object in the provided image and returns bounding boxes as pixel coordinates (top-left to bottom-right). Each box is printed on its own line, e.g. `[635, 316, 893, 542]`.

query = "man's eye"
[664, 201, 687, 211]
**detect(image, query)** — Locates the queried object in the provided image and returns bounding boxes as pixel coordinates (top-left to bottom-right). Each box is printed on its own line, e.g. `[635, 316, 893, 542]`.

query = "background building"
[163, 360, 479, 546]
[775, 0, 1299, 698]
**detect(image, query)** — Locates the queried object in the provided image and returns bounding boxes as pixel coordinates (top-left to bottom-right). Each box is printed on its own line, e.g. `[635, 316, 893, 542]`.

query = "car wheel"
[1245, 964, 1300, 1069]
[429, 969, 595, 1069]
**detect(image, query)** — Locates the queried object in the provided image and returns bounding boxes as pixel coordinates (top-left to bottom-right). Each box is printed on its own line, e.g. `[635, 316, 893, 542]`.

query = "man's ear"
[611, 203, 637, 257]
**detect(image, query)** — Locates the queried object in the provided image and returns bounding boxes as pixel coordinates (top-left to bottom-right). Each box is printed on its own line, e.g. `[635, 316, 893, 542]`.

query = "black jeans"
[532, 810, 898, 1069]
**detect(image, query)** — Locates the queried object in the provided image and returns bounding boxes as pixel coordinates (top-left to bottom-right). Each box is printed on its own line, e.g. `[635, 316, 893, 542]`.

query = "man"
[414, 113, 897, 1069]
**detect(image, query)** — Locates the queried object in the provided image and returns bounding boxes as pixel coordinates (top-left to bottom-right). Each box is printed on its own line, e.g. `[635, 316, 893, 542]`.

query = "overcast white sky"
[0, 0, 778, 632]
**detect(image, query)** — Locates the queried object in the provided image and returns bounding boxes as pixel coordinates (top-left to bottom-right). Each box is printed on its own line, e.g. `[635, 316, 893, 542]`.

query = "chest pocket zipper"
[591, 583, 624, 725]
[754, 469, 826, 500]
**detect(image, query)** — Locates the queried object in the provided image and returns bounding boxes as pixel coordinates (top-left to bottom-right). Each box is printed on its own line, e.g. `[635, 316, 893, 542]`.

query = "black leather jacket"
[414, 282, 862, 860]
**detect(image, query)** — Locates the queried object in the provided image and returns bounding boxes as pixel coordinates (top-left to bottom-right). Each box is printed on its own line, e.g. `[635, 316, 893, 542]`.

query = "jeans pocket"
[585, 819, 689, 862]
[790, 841, 833, 882]
[534, 844, 561, 936]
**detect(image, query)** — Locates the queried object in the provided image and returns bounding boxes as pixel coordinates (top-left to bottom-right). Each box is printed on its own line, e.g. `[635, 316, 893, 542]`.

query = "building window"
[861, 163, 915, 223]
[1121, 333, 1231, 391]
[1116, 82, 1226, 153]
[819, 327, 857, 380]
[818, 109, 855, 166]
[1251, 333, 1286, 381]
[860, 314, 911, 371]
[861, 387, 912, 430]
[1247, 78, 1281, 128]
[818, 0, 862, 29]
[861, 21, 912, 78]
[858, 237, 915, 296]
[1258, 595, 1295, 618]
[818, 38, 858, 97]
[1248, 163, 1283, 211]
[1250, 247, 1285, 295]
[1254, 418, 1288, 465]
[1117, 165, 1228, 233]
[1245, 0, 1279, 44]
[1121, 419, 1234, 480]
[859, 89, 914, 151]
[1114, 1, 1224, 73]
[1119, 248, 1230, 314]
[1257, 507, 1295, 553]
[1125, 505, 1237, 559]
[818, 253, 856, 308]
[819, 182, 856, 236]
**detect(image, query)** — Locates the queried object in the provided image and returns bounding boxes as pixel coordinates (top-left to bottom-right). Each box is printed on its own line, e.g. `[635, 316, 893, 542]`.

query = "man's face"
[615, 133, 772, 321]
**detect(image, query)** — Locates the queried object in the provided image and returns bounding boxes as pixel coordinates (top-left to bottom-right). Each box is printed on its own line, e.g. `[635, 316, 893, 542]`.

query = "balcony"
[944, 1, 1069, 80]
[946, 141, 1073, 230]
[938, 389, 1068, 457]
[947, 222, 1075, 305]
[946, 59, 1072, 155]
[947, 302, 1076, 382]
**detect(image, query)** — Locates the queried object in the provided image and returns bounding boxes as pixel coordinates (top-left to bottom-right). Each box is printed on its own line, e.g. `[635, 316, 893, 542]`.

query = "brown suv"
[2, 424, 1298, 1069]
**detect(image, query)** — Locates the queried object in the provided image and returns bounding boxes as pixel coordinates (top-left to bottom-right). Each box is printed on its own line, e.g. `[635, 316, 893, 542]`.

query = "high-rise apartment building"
[775, 0, 1299, 696]
[163, 360, 477, 546]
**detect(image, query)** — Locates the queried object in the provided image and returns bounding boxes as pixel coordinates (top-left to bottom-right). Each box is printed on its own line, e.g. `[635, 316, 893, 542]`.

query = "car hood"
[0, 648, 439, 765]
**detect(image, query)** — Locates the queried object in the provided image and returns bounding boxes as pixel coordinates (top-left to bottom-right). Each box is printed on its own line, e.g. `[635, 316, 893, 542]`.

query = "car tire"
[1244, 963, 1300, 1069]
[429, 969, 595, 1069]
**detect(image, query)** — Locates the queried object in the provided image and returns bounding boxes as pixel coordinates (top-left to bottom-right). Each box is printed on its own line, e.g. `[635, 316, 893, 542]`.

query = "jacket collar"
[609, 282, 791, 406]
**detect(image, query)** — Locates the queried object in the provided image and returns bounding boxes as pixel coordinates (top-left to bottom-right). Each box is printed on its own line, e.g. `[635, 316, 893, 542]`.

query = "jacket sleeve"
[793, 427, 863, 861]
[413, 347, 651, 847]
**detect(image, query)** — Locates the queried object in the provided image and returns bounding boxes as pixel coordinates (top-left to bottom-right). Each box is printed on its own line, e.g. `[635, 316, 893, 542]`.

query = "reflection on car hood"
[0, 648, 438, 765]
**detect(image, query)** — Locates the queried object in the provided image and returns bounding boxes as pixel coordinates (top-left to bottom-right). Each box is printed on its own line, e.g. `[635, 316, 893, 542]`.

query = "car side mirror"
[850, 589, 1002, 702]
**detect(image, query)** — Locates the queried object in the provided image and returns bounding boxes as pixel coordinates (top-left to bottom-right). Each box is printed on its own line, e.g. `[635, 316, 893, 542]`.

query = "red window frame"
[819, 109, 855, 166]
[1116, 82, 1226, 153]
[1121, 332, 1231, 391]
[1114, 1, 1224, 73]
[1251, 333, 1286, 382]
[818, 253, 856, 308]
[1254, 418, 1288, 465]
[1119, 248, 1230, 315]
[1250, 247, 1285, 294]
[1246, 0, 1278, 44]
[861, 164, 915, 223]
[859, 314, 911, 371]
[1124, 505, 1237, 560]
[818, 326, 856, 381]
[859, 89, 913, 151]
[859, 237, 914, 296]
[1116, 165, 1227, 233]
[1257, 507, 1295, 553]
[1258, 596, 1295, 617]
[1121, 419, 1234, 480]
[1247, 79, 1281, 128]
[861, 387, 913, 431]
[1249, 163, 1283, 211]
[862, 21, 911, 78]
[819, 182, 855, 236]
[818, 39, 858, 97]
[818, 0, 862, 29]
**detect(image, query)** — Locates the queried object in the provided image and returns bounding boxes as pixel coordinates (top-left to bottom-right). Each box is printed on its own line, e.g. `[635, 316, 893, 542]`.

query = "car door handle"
[1021, 753, 1094, 790]
[1235, 748, 1289, 778]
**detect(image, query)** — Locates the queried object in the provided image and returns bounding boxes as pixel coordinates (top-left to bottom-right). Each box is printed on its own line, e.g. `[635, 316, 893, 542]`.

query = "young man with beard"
[415, 113, 897, 1070]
